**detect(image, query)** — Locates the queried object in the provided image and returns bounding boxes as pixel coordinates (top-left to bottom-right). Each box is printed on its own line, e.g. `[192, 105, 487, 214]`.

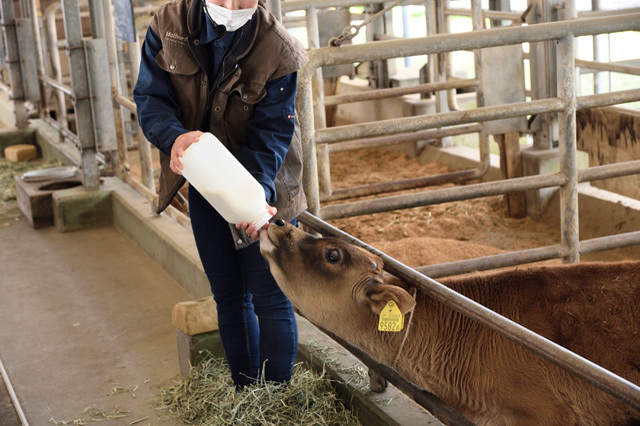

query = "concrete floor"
[0, 208, 191, 425]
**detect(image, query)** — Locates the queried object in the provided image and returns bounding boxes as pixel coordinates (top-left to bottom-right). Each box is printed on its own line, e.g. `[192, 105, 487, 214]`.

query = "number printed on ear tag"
[378, 300, 404, 332]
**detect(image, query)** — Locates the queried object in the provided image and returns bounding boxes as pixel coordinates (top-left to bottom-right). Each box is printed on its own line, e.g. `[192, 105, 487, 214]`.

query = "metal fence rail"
[297, 12, 640, 266]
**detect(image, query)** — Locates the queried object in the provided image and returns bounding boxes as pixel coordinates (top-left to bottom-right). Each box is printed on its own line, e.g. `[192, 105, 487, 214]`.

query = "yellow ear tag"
[378, 300, 404, 332]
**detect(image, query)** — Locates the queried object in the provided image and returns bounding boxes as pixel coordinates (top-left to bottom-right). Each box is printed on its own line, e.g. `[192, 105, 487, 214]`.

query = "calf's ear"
[367, 284, 416, 315]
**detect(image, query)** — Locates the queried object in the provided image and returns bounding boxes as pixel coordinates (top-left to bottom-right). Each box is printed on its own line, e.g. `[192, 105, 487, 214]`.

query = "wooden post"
[496, 132, 527, 218]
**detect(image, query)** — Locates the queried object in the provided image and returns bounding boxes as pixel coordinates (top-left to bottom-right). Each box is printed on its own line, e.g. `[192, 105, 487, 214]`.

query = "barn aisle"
[0, 215, 190, 425]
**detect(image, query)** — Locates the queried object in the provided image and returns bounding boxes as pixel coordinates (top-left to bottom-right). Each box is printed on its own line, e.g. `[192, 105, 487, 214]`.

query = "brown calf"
[260, 221, 640, 426]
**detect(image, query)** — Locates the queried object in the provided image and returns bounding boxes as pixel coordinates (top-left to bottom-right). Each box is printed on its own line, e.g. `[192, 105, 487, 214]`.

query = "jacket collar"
[187, 0, 261, 60]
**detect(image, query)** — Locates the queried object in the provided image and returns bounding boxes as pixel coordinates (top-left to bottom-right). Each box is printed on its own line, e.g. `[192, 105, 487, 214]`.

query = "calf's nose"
[274, 218, 286, 227]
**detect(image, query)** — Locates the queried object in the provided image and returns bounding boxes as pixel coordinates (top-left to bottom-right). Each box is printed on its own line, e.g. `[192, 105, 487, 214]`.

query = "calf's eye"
[326, 249, 342, 263]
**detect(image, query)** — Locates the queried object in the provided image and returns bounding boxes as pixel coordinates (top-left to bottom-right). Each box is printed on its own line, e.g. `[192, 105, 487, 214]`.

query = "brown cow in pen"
[260, 221, 640, 426]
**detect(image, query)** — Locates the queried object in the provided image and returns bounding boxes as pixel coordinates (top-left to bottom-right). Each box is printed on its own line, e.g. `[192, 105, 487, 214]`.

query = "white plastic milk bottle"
[180, 132, 273, 229]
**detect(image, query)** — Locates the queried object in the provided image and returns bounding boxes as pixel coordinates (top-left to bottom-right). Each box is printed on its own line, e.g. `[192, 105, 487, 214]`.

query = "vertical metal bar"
[100, 0, 129, 175]
[401, 5, 411, 67]
[434, 0, 449, 128]
[128, 36, 156, 192]
[366, 3, 379, 87]
[61, 0, 100, 189]
[564, 0, 577, 21]
[488, 0, 509, 28]
[44, 3, 68, 129]
[116, 38, 133, 151]
[591, 0, 603, 93]
[306, 6, 332, 198]
[0, 16, 5, 70]
[380, 2, 394, 85]
[565, 0, 579, 99]
[27, 0, 46, 101]
[85, 39, 118, 161]
[470, 0, 491, 183]
[0, 0, 29, 127]
[528, 0, 554, 150]
[470, 0, 484, 108]
[266, 0, 282, 21]
[15, 18, 42, 105]
[101, 0, 119, 101]
[557, 33, 579, 263]
[88, 0, 105, 38]
[443, 0, 459, 112]
[425, 0, 436, 89]
[425, 0, 444, 144]
[298, 72, 320, 216]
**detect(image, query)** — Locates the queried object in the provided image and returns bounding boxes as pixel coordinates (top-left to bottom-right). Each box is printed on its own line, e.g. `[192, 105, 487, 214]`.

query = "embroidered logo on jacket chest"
[165, 31, 188, 46]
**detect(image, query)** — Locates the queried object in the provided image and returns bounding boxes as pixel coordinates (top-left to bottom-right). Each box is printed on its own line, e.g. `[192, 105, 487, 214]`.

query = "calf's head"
[260, 221, 416, 336]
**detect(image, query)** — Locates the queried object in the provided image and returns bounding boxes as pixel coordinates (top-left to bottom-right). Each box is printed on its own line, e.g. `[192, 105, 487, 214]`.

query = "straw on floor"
[157, 355, 362, 426]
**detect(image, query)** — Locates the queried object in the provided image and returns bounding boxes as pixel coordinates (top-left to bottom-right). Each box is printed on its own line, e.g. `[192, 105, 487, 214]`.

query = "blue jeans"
[188, 186, 297, 387]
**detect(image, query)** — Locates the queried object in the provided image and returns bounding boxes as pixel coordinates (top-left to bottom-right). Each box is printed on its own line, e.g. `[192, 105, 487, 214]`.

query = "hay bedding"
[157, 355, 362, 426]
[326, 148, 561, 268]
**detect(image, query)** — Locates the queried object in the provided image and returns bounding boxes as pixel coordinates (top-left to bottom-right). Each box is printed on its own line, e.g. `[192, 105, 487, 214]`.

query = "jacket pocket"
[227, 82, 266, 118]
[155, 48, 199, 76]
[223, 82, 267, 142]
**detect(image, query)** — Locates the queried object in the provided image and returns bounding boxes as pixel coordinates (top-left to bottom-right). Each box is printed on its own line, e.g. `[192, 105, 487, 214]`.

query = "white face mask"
[204, 3, 257, 32]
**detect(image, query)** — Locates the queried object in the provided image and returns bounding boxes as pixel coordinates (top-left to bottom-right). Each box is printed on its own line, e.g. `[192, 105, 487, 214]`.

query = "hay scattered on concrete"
[0, 157, 61, 201]
[108, 385, 138, 397]
[49, 405, 130, 425]
[157, 355, 362, 425]
[0, 158, 62, 227]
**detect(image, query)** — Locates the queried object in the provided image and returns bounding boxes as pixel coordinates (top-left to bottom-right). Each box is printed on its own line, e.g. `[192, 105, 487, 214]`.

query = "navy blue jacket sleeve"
[239, 72, 298, 204]
[133, 27, 187, 156]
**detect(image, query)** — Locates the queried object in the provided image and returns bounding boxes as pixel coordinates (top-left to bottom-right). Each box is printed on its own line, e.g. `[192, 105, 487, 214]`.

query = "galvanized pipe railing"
[299, 14, 640, 76]
[39, 75, 73, 97]
[319, 158, 640, 220]
[578, 88, 640, 109]
[557, 33, 580, 263]
[281, 0, 488, 198]
[316, 87, 640, 147]
[323, 79, 478, 106]
[416, 245, 565, 278]
[416, 230, 640, 278]
[447, 6, 640, 21]
[321, 171, 566, 219]
[576, 58, 640, 77]
[325, 125, 483, 201]
[327, 168, 478, 202]
[315, 98, 567, 144]
[324, 123, 485, 202]
[298, 210, 640, 412]
[43, 2, 69, 128]
[298, 12, 640, 266]
[281, 0, 388, 12]
[328, 123, 481, 151]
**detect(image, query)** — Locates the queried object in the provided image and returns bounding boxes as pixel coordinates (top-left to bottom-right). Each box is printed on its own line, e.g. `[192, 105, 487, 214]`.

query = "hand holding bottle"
[171, 131, 204, 174]
[236, 205, 277, 240]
